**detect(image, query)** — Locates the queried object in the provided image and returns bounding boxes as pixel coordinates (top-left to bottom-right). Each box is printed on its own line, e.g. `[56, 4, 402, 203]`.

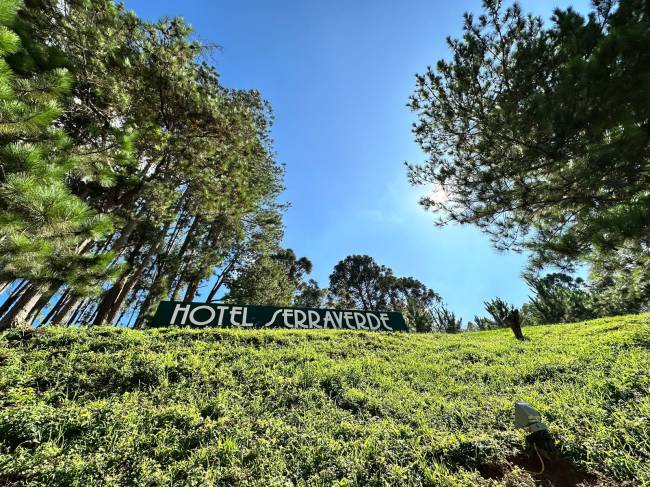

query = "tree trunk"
[92, 280, 124, 326]
[0, 285, 40, 330]
[0, 281, 29, 321]
[104, 231, 169, 326]
[160, 215, 201, 306]
[133, 213, 195, 329]
[12, 289, 44, 325]
[112, 218, 138, 252]
[184, 278, 199, 302]
[127, 307, 139, 328]
[164, 209, 192, 255]
[65, 298, 87, 326]
[117, 212, 178, 326]
[26, 287, 58, 325]
[42, 289, 70, 325]
[506, 309, 525, 340]
[104, 260, 149, 325]
[206, 260, 235, 303]
[133, 263, 164, 330]
[93, 189, 183, 326]
[170, 277, 184, 301]
[76, 238, 93, 254]
[0, 280, 14, 296]
[92, 238, 145, 326]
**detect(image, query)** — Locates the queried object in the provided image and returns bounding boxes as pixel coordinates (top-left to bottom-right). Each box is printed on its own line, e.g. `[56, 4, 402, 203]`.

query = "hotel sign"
[150, 301, 407, 331]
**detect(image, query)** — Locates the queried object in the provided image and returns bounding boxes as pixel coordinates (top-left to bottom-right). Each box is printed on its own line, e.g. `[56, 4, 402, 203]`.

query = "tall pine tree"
[408, 0, 650, 270]
[0, 0, 122, 329]
[0, 0, 287, 327]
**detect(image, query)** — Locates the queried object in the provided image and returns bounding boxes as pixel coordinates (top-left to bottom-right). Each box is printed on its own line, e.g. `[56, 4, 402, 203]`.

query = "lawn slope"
[1, 314, 649, 486]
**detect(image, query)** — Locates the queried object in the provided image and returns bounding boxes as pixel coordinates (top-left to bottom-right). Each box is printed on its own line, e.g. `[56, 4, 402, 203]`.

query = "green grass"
[0, 314, 649, 486]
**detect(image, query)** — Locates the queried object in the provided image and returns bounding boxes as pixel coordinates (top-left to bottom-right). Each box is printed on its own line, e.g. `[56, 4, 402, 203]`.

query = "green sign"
[150, 301, 407, 331]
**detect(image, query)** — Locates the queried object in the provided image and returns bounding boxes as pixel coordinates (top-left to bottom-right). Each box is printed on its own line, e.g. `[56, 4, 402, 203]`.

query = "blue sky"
[123, 0, 591, 322]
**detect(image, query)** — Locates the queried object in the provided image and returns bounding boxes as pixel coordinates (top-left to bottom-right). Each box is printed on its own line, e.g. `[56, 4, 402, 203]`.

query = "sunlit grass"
[1, 314, 648, 485]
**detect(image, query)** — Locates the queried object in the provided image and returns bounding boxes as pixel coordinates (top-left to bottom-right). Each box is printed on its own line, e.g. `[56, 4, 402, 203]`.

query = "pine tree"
[224, 249, 312, 307]
[0, 0, 118, 328]
[4, 0, 287, 327]
[327, 254, 441, 331]
[407, 0, 650, 270]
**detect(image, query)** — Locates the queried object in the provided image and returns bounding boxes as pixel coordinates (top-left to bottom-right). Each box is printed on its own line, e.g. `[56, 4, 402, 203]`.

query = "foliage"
[467, 315, 494, 331]
[390, 276, 441, 332]
[521, 273, 595, 326]
[407, 0, 650, 269]
[431, 304, 463, 333]
[484, 298, 515, 328]
[1, 314, 648, 484]
[328, 255, 440, 331]
[589, 241, 650, 316]
[0, 0, 287, 328]
[224, 249, 312, 307]
[0, 0, 124, 328]
[328, 255, 395, 310]
[518, 257, 650, 326]
[468, 298, 516, 331]
[293, 279, 327, 308]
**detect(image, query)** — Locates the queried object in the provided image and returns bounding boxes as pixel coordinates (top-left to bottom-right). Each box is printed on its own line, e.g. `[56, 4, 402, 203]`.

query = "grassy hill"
[0, 314, 649, 486]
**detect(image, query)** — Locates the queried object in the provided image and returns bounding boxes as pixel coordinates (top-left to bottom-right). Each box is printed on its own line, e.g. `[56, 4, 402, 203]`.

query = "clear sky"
[122, 0, 591, 322]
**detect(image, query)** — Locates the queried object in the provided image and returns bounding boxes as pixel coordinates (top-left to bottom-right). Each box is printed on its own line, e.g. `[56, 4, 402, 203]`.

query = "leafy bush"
[484, 298, 515, 328]
[466, 315, 493, 331]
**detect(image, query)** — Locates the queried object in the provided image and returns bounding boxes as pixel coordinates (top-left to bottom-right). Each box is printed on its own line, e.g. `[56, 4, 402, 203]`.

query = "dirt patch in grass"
[479, 452, 619, 486]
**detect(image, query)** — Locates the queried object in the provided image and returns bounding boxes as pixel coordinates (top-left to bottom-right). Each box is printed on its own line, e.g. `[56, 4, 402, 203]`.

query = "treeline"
[0, 0, 291, 329]
[1, 0, 648, 332]
[318, 255, 649, 333]
[0, 0, 448, 332]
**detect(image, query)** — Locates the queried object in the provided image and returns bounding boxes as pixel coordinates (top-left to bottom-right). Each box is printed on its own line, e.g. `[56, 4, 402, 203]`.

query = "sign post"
[150, 301, 408, 331]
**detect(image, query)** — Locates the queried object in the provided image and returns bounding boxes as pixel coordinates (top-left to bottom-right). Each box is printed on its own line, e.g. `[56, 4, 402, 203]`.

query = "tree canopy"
[1, 0, 649, 330]
[328, 255, 441, 331]
[0, 0, 286, 328]
[407, 0, 650, 270]
[224, 249, 312, 307]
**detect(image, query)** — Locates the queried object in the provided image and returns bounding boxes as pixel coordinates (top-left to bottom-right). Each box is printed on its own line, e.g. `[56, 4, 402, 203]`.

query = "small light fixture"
[514, 401, 548, 434]
[514, 401, 555, 475]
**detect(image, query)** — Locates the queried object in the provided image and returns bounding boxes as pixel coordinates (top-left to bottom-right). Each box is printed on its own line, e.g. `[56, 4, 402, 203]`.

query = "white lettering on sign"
[216, 306, 228, 326]
[323, 311, 335, 328]
[241, 307, 254, 327]
[166, 303, 400, 330]
[295, 309, 308, 328]
[367, 313, 381, 331]
[308, 310, 321, 328]
[229, 306, 242, 326]
[189, 305, 216, 326]
[353, 312, 368, 330]
[379, 313, 392, 331]
[170, 304, 191, 325]
[264, 309, 283, 327]
[333, 311, 343, 328]
[282, 309, 294, 328]
[343, 311, 353, 329]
